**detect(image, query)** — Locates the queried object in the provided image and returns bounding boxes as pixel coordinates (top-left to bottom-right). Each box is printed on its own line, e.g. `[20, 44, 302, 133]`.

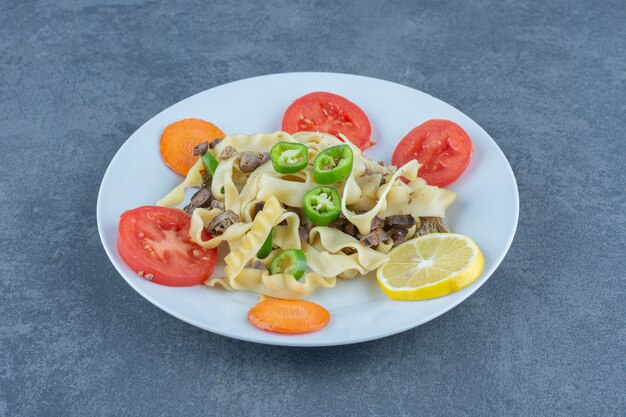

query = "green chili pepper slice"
[201, 151, 219, 176]
[303, 186, 341, 226]
[313, 144, 353, 184]
[201, 152, 225, 193]
[256, 229, 274, 259]
[270, 142, 309, 174]
[269, 249, 307, 280]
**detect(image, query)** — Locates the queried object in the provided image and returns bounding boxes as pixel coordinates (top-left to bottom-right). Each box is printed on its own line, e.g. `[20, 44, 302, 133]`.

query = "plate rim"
[96, 71, 519, 347]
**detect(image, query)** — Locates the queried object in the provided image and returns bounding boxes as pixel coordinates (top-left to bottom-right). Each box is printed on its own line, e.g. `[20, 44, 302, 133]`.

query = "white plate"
[97, 72, 519, 347]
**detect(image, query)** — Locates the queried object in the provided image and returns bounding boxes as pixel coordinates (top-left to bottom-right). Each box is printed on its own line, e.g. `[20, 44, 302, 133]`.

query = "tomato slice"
[281, 92, 374, 151]
[117, 206, 217, 286]
[391, 119, 473, 187]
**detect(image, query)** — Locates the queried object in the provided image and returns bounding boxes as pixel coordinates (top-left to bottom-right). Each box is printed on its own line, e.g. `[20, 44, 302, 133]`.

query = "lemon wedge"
[376, 233, 484, 300]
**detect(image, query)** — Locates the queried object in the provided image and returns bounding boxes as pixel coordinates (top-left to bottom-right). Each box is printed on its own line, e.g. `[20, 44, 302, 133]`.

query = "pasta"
[157, 131, 457, 299]
[207, 270, 336, 300]
[157, 158, 204, 207]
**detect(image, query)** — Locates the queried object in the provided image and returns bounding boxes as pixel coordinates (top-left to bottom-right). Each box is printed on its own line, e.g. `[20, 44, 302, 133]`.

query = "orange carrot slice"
[248, 298, 330, 334]
[160, 118, 224, 176]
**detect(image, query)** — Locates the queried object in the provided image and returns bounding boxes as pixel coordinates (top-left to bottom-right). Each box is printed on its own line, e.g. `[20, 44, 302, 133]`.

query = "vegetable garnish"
[117, 206, 217, 287]
[248, 298, 330, 334]
[269, 249, 307, 280]
[270, 142, 309, 174]
[303, 186, 341, 226]
[160, 118, 224, 176]
[391, 119, 473, 187]
[313, 144, 353, 184]
[201, 151, 220, 177]
[256, 229, 274, 259]
[281, 91, 373, 151]
[377, 233, 484, 300]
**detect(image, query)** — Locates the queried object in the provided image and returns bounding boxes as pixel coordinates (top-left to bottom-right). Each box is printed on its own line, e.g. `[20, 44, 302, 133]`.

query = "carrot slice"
[160, 118, 224, 176]
[248, 298, 330, 334]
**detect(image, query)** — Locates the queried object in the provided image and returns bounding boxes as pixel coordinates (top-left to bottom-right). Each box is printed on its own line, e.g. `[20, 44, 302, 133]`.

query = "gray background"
[1, 0, 624, 416]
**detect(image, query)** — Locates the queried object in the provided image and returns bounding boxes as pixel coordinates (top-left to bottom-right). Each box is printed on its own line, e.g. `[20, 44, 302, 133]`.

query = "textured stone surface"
[1, 0, 624, 416]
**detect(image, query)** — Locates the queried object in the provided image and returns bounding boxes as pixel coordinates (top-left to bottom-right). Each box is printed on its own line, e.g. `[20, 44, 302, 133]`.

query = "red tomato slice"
[117, 206, 217, 286]
[281, 92, 374, 151]
[392, 119, 473, 187]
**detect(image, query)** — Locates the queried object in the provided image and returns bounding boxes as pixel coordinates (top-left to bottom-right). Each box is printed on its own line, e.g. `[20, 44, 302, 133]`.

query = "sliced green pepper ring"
[269, 249, 307, 280]
[270, 142, 309, 174]
[201, 152, 224, 193]
[303, 186, 341, 226]
[256, 229, 274, 259]
[201, 151, 219, 176]
[313, 144, 354, 184]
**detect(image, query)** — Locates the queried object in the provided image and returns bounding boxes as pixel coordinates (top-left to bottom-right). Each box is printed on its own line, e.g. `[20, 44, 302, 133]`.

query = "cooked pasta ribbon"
[157, 158, 204, 207]
[189, 208, 252, 249]
[224, 196, 284, 279]
[206, 270, 336, 300]
[341, 160, 420, 235]
[308, 227, 388, 273]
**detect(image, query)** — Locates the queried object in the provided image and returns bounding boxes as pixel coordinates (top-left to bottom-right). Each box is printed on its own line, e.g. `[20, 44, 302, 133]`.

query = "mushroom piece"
[342, 222, 359, 237]
[206, 210, 240, 235]
[219, 146, 237, 160]
[209, 199, 225, 210]
[193, 141, 209, 156]
[209, 138, 223, 149]
[384, 214, 416, 229]
[415, 217, 450, 236]
[386, 227, 409, 247]
[341, 247, 357, 255]
[328, 215, 346, 230]
[298, 226, 310, 243]
[371, 216, 385, 230]
[249, 260, 267, 270]
[200, 171, 212, 187]
[183, 187, 213, 215]
[250, 202, 265, 219]
[239, 152, 270, 173]
[297, 210, 315, 242]
[359, 228, 389, 247]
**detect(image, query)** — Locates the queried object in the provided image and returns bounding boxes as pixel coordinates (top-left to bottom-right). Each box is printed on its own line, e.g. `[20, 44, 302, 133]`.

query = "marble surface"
[0, 0, 624, 415]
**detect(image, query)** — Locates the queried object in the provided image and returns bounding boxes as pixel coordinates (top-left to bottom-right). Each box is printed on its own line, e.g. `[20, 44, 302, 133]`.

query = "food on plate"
[376, 233, 484, 300]
[303, 186, 342, 226]
[117, 206, 217, 286]
[200, 146, 220, 176]
[160, 118, 224, 176]
[282, 92, 373, 151]
[248, 298, 330, 334]
[156, 131, 457, 300]
[392, 119, 473, 187]
[117, 95, 482, 334]
[313, 144, 353, 184]
[256, 229, 274, 259]
[269, 249, 307, 280]
[270, 142, 309, 174]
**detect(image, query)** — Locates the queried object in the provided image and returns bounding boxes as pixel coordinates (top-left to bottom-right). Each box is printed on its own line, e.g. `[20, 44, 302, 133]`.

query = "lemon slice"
[376, 233, 484, 300]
